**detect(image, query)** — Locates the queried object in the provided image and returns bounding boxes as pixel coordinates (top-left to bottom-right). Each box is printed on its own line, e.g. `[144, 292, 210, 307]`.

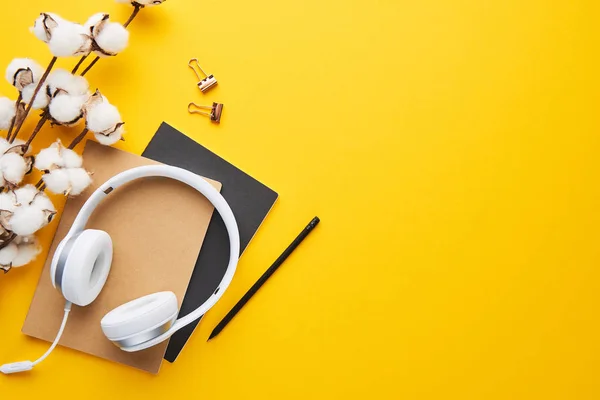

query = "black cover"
[143, 122, 279, 362]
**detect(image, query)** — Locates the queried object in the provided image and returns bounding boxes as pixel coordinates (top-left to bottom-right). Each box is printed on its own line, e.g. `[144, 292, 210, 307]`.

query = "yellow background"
[1, 0, 599, 398]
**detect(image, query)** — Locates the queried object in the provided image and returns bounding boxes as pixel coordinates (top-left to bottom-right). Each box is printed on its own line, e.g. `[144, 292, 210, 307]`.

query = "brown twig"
[124, 3, 143, 28]
[11, 57, 57, 142]
[81, 57, 99, 77]
[72, 55, 89, 74]
[6, 93, 22, 141]
[23, 111, 49, 150]
[81, 4, 143, 77]
[68, 128, 89, 150]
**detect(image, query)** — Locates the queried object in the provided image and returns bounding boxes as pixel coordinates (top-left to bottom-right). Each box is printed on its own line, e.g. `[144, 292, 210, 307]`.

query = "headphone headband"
[69, 165, 240, 351]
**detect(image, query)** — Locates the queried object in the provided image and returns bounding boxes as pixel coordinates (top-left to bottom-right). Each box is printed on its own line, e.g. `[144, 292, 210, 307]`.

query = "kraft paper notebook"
[22, 141, 221, 374]
[143, 122, 279, 362]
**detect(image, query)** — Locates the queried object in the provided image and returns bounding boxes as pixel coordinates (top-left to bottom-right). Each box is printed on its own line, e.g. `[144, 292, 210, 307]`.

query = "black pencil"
[208, 216, 320, 341]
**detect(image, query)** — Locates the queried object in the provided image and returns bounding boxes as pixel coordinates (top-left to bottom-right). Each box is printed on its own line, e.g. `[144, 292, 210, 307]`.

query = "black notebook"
[143, 122, 279, 362]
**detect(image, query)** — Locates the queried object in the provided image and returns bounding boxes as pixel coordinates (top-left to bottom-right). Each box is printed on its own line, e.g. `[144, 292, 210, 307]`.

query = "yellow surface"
[0, 0, 599, 398]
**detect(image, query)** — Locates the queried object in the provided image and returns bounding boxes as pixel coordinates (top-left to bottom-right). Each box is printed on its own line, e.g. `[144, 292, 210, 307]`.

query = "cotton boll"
[48, 23, 92, 57]
[11, 236, 41, 267]
[60, 148, 83, 168]
[66, 168, 91, 195]
[34, 144, 62, 171]
[82, 89, 107, 114]
[0, 153, 27, 186]
[49, 94, 86, 125]
[8, 186, 55, 235]
[31, 14, 51, 43]
[48, 69, 89, 96]
[95, 23, 129, 56]
[31, 13, 66, 43]
[84, 13, 108, 34]
[42, 169, 70, 194]
[0, 242, 18, 266]
[5, 58, 44, 90]
[22, 83, 50, 110]
[86, 102, 121, 133]
[9, 208, 46, 236]
[0, 97, 16, 131]
[94, 125, 123, 146]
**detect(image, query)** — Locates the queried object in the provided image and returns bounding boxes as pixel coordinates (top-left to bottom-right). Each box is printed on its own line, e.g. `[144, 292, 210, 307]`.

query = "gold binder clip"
[188, 58, 218, 93]
[188, 102, 223, 123]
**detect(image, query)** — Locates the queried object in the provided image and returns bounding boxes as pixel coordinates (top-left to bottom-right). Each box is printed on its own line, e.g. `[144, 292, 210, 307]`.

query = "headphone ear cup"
[59, 229, 113, 306]
[101, 291, 178, 348]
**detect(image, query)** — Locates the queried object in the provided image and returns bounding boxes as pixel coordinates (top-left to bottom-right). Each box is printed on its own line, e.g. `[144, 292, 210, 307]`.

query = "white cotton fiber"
[84, 13, 108, 33]
[69, 75, 89, 95]
[0, 138, 11, 155]
[47, 69, 72, 95]
[34, 144, 62, 171]
[48, 23, 91, 57]
[14, 185, 39, 205]
[32, 189, 55, 212]
[43, 169, 70, 194]
[0, 97, 16, 131]
[66, 168, 91, 195]
[137, 0, 166, 6]
[10, 208, 46, 236]
[0, 153, 27, 186]
[22, 83, 50, 110]
[0, 191, 16, 212]
[0, 242, 18, 266]
[49, 94, 86, 125]
[48, 69, 89, 96]
[94, 127, 123, 146]
[8, 186, 56, 235]
[31, 14, 51, 43]
[31, 13, 66, 43]
[60, 148, 83, 168]
[86, 102, 121, 133]
[11, 236, 41, 267]
[5, 58, 44, 89]
[95, 22, 129, 56]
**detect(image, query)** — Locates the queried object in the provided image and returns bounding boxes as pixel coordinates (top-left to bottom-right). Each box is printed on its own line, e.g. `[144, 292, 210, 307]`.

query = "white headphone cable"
[1, 301, 72, 374]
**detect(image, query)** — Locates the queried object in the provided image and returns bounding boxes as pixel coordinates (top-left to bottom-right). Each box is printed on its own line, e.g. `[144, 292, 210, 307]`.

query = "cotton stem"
[23, 111, 49, 150]
[11, 57, 57, 142]
[81, 4, 143, 77]
[6, 93, 22, 141]
[72, 55, 89, 74]
[124, 3, 143, 28]
[68, 128, 89, 150]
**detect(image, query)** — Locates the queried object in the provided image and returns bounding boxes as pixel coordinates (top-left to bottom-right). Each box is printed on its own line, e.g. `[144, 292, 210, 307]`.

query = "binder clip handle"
[188, 58, 208, 81]
[188, 58, 218, 93]
[188, 102, 223, 123]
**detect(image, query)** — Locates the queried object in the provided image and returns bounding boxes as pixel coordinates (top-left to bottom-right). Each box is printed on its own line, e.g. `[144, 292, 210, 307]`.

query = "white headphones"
[1, 165, 240, 374]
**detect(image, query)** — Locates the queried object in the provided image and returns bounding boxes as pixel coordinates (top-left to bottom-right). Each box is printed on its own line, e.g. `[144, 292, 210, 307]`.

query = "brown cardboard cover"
[22, 141, 221, 373]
